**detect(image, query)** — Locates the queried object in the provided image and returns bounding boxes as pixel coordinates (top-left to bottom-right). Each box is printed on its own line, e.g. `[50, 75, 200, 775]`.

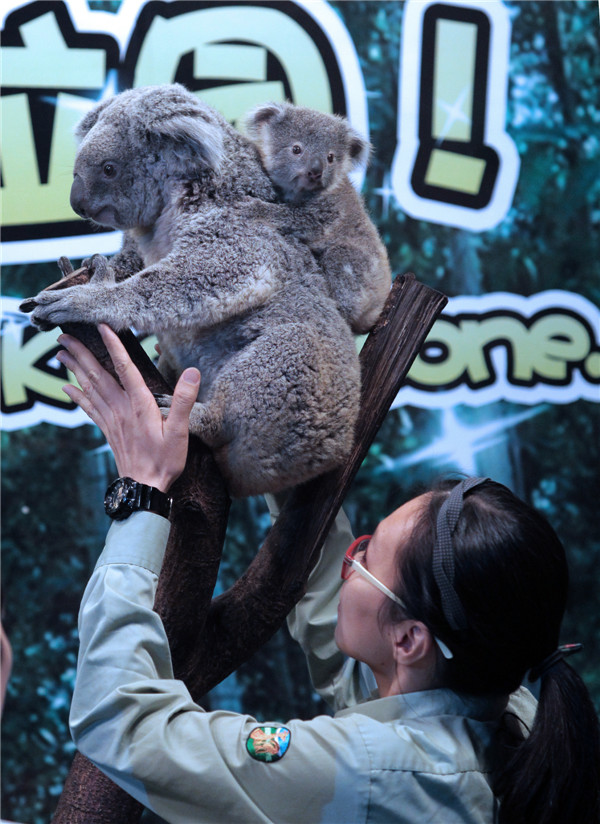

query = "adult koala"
[22, 84, 360, 498]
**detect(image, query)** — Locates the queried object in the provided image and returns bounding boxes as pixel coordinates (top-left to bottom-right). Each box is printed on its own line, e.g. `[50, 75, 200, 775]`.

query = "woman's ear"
[390, 620, 436, 666]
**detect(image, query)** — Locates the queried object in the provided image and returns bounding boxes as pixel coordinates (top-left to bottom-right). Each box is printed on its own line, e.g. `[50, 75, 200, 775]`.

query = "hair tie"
[527, 643, 583, 682]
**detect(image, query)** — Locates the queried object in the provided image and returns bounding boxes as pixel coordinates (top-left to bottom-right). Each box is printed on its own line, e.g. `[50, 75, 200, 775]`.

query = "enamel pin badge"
[246, 726, 291, 763]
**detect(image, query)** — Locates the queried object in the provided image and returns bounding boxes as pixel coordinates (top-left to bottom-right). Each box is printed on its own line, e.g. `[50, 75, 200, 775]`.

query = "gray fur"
[24, 84, 360, 498]
[244, 102, 391, 333]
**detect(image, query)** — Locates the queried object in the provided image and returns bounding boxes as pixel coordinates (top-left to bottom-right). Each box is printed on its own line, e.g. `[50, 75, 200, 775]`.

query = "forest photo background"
[2, 1, 599, 822]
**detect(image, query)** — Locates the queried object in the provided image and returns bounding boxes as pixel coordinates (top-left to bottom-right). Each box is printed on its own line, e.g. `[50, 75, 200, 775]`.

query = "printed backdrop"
[2, 2, 599, 822]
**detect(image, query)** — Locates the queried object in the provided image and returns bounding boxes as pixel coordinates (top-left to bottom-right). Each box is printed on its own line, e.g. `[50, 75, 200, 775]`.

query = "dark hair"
[389, 478, 600, 824]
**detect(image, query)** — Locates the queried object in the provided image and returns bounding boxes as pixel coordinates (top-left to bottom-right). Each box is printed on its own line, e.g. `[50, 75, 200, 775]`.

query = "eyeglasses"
[341, 535, 453, 659]
[342, 535, 405, 602]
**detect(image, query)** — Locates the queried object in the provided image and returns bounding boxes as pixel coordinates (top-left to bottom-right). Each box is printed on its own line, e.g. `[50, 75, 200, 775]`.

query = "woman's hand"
[56, 324, 200, 493]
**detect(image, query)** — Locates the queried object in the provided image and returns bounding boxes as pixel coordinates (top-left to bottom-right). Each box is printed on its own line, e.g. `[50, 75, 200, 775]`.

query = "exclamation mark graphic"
[411, 4, 499, 209]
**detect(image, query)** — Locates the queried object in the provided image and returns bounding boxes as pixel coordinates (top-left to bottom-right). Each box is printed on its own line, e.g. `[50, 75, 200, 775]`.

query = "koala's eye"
[292, 144, 302, 155]
[327, 153, 335, 163]
[102, 163, 117, 178]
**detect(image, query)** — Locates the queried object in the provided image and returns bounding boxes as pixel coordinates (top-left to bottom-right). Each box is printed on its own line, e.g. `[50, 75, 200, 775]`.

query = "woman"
[58, 325, 599, 824]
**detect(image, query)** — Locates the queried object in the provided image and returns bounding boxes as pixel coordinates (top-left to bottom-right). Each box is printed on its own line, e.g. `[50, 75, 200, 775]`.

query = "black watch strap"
[135, 483, 173, 519]
[104, 477, 173, 521]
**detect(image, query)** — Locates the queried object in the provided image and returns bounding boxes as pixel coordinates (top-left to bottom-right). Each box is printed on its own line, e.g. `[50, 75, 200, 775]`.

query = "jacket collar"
[335, 687, 510, 724]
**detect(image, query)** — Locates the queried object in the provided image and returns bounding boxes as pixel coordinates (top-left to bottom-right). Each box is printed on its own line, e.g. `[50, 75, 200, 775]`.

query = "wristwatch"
[104, 476, 173, 521]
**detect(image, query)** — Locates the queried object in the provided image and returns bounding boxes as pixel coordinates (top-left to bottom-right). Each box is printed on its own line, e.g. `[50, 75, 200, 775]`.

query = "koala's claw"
[57, 256, 75, 278]
[87, 254, 115, 283]
[32, 317, 58, 332]
[19, 297, 38, 313]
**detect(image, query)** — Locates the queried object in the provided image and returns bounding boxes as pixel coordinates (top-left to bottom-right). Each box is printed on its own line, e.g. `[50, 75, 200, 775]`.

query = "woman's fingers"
[61, 381, 104, 428]
[56, 333, 123, 426]
[98, 324, 154, 409]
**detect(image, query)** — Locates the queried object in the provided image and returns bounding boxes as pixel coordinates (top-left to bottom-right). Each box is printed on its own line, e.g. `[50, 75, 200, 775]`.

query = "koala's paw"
[154, 394, 172, 419]
[21, 285, 94, 330]
[85, 254, 115, 284]
[18, 299, 57, 331]
[154, 395, 220, 443]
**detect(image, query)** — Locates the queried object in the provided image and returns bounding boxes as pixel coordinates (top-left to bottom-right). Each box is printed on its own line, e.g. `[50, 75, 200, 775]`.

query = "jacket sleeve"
[69, 512, 367, 824]
[266, 496, 377, 712]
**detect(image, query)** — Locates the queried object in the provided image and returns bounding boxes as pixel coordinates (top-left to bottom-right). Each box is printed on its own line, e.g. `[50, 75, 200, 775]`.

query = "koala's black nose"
[70, 174, 86, 217]
[307, 159, 323, 181]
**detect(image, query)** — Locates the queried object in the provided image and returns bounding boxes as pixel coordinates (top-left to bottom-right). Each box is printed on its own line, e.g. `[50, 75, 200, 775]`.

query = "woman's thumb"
[170, 369, 201, 419]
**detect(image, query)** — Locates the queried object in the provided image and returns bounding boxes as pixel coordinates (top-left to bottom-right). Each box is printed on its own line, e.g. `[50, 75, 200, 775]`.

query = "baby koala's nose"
[307, 159, 323, 181]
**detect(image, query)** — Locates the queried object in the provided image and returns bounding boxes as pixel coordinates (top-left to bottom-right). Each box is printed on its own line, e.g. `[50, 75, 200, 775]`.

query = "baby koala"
[244, 102, 391, 334]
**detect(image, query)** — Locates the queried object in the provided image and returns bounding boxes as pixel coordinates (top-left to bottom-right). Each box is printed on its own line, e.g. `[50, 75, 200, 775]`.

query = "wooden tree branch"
[50, 271, 446, 823]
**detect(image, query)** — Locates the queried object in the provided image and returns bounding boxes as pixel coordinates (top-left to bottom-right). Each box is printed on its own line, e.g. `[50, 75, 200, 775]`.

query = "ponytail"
[495, 662, 600, 824]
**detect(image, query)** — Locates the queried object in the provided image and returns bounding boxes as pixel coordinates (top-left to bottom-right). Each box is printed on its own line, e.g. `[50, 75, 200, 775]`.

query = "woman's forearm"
[264, 497, 372, 711]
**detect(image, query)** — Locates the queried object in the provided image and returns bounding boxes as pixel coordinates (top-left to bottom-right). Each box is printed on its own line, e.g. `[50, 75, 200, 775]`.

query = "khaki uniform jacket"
[69, 509, 537, 823]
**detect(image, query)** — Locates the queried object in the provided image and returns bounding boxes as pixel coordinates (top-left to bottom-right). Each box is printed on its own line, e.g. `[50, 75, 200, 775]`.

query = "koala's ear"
[74, 97, 114, 142]
[151, 111, 224, 171]
[347, 129, 371, 168]
[245, 102, 287, 137]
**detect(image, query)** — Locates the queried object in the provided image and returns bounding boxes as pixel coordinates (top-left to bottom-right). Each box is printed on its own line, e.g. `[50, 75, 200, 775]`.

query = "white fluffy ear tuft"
[152, 114, 224, 172]
[245, 102, 287, 138]
[74, 98, 114, 142]
[347, 129, 371, 168]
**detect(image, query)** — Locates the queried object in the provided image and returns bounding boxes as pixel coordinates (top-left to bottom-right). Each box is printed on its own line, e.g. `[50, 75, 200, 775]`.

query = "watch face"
[104, 478, 135, 520]
[104, 477, 172, 520]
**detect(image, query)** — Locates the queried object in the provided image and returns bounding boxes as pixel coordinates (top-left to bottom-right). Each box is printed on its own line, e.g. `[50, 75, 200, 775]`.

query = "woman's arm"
[266, 496, 377, 712]
[71, 511, 367, 824]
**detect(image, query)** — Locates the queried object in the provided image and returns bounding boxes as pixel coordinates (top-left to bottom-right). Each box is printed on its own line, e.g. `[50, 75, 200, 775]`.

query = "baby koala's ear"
[150, 109, 225, 172]
[347, 128, 372, 169]
[245, 102, 288, 137]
